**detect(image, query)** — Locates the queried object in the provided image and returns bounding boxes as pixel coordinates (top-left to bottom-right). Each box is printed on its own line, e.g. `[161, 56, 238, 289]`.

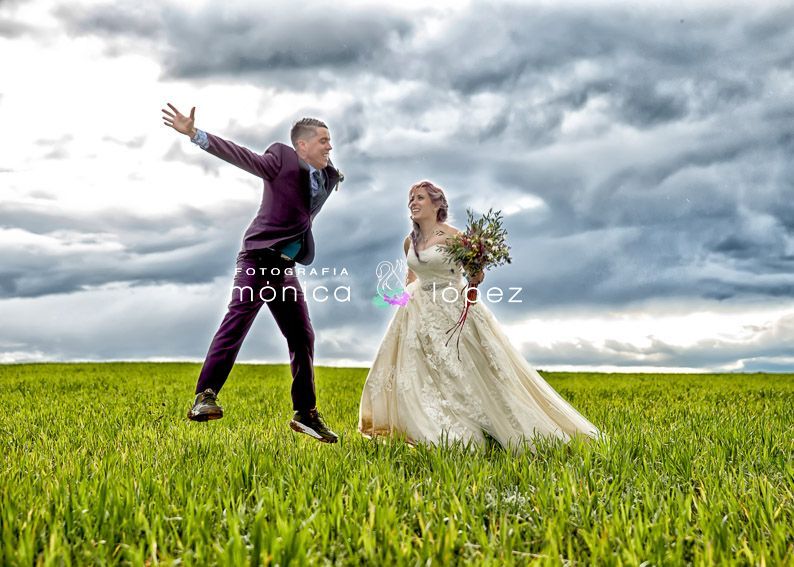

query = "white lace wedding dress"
[358, 242, 600, 452]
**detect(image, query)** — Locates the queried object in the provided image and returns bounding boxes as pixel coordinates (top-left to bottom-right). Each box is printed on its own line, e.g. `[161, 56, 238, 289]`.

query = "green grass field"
[1, 363, 792, 565]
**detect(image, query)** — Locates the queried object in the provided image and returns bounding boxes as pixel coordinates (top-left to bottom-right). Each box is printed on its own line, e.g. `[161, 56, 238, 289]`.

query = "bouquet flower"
[443, 208, 512, 355]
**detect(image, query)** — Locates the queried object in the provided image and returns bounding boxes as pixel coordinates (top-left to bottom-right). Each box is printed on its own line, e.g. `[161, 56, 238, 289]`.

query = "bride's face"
[409, 188, 439, 223]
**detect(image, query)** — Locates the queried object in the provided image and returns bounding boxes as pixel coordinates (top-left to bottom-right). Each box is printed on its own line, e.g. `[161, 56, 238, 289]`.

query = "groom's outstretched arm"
[161, 102, 280, 180]
[201, 131, 281, 181]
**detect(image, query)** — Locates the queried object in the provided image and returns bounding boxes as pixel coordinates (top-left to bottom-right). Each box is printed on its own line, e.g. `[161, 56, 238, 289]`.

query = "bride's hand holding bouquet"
[443, 208, 512, 352]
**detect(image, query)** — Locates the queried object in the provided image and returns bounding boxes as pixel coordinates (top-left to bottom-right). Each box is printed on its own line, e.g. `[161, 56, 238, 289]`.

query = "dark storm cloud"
[616, 83, 689, 128]
[43, 1, 794, 313]
[463, 98, 793, 314]
[55, 1, 413, 81]
[162, 9, 412, 80]
[0, 202, 252, 297]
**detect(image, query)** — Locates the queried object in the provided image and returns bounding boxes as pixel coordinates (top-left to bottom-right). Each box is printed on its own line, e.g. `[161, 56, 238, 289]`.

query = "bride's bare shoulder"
[403, 234, 411, 255]
[439, 223, 463, 238]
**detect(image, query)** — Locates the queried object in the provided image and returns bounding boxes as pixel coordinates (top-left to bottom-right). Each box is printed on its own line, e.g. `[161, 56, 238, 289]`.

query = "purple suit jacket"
[204, 132, 342, 265]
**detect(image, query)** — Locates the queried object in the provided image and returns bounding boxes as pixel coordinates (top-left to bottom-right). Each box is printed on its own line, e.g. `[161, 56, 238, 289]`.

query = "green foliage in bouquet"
[443, 208, 512, 279]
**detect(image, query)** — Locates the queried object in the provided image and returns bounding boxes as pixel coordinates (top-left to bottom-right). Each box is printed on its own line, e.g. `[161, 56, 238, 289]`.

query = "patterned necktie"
[311, 170, 324, 196]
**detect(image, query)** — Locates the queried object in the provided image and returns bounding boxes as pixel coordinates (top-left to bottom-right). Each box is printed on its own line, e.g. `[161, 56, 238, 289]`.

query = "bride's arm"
[403, 236, 417, 285]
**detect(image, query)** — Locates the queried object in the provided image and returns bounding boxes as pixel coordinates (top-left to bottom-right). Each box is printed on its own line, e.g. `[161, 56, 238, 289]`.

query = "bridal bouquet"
[443, 208, 512, 355]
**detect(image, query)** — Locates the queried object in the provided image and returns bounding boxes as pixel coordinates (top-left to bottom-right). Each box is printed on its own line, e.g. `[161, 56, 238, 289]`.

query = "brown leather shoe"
[187, 388, 223, 422]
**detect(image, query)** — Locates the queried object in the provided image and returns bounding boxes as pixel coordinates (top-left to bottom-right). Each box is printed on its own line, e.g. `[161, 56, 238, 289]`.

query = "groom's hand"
[161, 103, 197, 138]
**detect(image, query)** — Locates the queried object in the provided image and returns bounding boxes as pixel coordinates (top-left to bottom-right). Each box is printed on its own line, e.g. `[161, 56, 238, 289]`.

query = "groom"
[161, 103, 342, 443]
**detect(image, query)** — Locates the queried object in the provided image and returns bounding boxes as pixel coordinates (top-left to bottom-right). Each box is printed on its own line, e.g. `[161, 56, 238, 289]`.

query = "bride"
[358, 180, 600, 453]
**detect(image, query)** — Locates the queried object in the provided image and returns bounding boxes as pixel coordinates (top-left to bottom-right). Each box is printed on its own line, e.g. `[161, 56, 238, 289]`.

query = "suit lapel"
[323, 162, 341, 191]
[297, 159, 312, 208]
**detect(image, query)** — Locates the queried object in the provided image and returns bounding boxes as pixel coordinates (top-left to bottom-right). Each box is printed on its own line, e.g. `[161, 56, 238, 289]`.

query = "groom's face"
[299, 127, 332, 170]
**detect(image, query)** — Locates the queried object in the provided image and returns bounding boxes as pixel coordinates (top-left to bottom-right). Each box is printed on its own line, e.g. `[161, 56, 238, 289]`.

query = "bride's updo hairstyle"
[409, 180, 449, 261]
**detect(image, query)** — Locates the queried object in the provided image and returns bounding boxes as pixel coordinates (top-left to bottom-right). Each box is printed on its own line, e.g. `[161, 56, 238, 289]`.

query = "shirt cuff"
[190, 129, 209, 150]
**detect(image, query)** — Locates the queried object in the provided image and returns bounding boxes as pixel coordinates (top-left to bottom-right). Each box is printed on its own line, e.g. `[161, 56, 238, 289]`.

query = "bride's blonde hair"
[409, 180, 449, 262]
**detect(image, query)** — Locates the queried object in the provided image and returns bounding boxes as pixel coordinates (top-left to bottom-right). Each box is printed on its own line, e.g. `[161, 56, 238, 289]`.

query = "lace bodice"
[407, 242, 466, 291]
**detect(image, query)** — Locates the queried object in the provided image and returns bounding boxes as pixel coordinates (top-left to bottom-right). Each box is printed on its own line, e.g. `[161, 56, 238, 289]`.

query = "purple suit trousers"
[196, 249, 316, 411]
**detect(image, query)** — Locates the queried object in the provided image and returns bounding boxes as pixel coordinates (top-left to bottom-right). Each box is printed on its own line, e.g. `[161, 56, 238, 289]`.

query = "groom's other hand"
[161, 103, 197, 138]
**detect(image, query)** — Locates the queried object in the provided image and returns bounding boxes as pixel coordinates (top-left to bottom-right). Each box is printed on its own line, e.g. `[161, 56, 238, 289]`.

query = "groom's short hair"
[290, 118, 328, 147]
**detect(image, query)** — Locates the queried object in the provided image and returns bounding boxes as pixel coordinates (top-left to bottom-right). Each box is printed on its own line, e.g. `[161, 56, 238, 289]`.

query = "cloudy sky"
[1, 0, 793, 372]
